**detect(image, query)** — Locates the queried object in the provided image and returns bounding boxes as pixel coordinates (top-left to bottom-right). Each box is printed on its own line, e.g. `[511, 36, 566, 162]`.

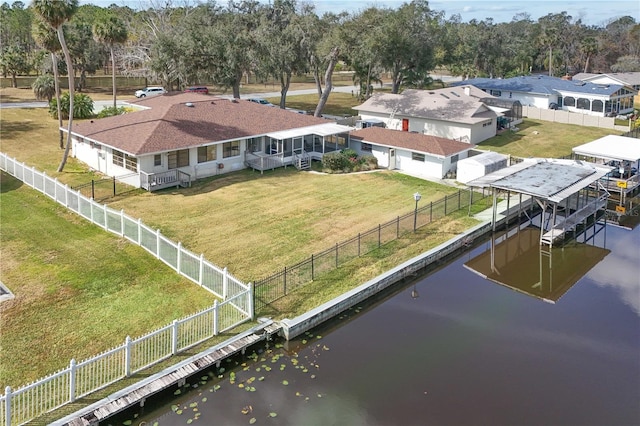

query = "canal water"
[112, 222, 640, 426]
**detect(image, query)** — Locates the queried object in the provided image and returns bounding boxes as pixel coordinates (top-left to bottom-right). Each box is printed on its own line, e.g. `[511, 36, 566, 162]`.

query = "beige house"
[353, 86, 501, 144]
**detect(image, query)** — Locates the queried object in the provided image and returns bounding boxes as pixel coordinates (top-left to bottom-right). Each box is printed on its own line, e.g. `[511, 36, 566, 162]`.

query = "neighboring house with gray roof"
[66, 93, 352, 190]
[452, 74, 635, 117]
[349, 127, 476, 179]
[353, 86, 500, 144]
[572, 72, 640, 93]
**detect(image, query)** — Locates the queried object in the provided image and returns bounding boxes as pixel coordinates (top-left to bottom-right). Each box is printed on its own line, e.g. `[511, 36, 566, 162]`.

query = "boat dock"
[53, 321, 281, 426]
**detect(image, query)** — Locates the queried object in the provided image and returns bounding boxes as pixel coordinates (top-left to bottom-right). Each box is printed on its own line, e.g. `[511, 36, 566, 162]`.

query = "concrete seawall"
[281, 221, 493, 340]
[52, 196, 526, 425]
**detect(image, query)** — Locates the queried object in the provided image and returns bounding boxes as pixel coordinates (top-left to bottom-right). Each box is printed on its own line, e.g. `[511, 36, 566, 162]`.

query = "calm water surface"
[121, 224, 640, 426]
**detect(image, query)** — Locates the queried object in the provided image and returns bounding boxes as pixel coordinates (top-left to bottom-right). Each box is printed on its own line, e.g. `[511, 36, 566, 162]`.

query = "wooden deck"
[59, 321, 282, 426]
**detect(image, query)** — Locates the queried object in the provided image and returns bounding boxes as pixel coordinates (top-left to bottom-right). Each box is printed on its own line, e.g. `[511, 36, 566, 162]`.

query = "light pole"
[413, 192, 421, 232]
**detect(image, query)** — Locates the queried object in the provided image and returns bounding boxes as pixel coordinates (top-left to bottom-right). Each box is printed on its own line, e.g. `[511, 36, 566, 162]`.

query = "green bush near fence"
[321, 149, 378, 173]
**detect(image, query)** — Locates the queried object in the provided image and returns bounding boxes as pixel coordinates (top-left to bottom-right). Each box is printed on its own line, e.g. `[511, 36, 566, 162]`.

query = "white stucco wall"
[507, 92, 550, 108]
[396, 150, 445, 178]
[358, 112, 495, 144]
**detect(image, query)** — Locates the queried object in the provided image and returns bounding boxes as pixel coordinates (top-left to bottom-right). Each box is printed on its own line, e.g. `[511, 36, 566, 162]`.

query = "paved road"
[1, 75, 463, 109]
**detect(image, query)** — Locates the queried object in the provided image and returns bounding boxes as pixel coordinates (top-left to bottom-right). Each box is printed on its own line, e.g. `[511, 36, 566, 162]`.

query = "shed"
[457, 151, 508, 184]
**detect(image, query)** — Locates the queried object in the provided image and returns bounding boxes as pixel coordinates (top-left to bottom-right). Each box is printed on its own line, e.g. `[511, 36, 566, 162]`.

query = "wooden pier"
[56, 321, 281, 426]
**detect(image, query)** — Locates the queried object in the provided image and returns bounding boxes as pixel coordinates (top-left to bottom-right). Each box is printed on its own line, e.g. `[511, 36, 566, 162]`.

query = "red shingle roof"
[72, 93, 328, 155]
[349, 127, 475, 157]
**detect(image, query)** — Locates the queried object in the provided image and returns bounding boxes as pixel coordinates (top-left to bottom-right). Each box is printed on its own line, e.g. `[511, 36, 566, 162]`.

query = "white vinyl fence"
[0, 152, 254, 426]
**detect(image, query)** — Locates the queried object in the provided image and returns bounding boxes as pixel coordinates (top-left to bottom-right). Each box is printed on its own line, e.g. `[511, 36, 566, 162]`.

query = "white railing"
[0, 152, 254, 426]
[1, 297, 252, 426]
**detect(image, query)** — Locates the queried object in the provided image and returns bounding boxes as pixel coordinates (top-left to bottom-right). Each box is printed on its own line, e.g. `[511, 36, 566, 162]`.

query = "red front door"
[402, 118, 409, 132]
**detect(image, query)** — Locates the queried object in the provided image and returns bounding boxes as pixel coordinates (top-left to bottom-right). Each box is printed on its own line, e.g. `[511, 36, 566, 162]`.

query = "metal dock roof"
[467, 158, 612, 203]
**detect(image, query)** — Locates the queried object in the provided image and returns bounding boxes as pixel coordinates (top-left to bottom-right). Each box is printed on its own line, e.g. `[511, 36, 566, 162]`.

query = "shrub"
[322, 151, 350, 171]
[321, 150, 378, 173]
[49, 92, 94, 119]
[97, 106, 129, 118]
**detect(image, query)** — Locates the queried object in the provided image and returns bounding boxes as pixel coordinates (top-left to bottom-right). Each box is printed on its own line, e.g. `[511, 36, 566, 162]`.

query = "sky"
[82, 0, 639, 27]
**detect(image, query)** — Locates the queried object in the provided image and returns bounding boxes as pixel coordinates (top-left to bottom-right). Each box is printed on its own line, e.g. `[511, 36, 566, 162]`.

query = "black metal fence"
[254, 187, 491, 311]
[73, 177, 117, 201]
[621, 126, 640, 139]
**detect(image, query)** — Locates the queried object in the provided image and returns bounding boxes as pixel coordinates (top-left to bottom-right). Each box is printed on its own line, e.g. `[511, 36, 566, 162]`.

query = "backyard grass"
[264, 92, 363, 116]
[0, 90, 619, 398]
[477, 119, 620, 158]
[0, 171, 215, 389]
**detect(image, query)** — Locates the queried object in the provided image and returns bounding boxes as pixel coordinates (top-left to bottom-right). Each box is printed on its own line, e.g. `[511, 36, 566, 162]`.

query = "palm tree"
[31, 0, 78, 172]
[580, 37, 598, 73]
[32, 17, 64, 148]
[93, 12, 128, 109]
[32, 74, 56, 101]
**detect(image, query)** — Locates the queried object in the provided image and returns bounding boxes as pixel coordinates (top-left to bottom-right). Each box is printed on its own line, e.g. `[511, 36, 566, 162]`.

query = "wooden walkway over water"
[56, 321, 282, 426]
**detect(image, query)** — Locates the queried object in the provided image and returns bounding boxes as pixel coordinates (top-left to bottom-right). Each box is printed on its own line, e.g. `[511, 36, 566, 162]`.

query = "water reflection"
[586, 224, 640, 314]
[117, 223, 640, 426]
[463, 227, 610, 303]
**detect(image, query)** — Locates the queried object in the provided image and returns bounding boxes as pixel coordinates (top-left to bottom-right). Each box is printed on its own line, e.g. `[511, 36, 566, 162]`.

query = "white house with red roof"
[66, 93, 353, 190]
[349, 127, 476, 179]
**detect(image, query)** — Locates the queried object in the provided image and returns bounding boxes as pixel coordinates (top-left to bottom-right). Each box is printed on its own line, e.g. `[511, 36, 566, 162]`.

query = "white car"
[135, 86, 167, 98]
[248, 98, 275, 107]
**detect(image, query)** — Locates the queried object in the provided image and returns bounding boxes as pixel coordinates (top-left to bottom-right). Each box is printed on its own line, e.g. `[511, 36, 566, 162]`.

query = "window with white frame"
[412, 152, 426, 162]
[198, 145, 217, 163]
[223, 140, 240, 158]
[361, 142, 372, 152]
[490, 90, 502, 97]
[112, 149, 137, 172]
[168, 149, 189, 169]
[154, 154, 161, 166]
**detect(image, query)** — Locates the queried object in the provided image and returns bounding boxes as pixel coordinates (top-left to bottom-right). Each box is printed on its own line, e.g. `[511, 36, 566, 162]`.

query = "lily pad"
[123, 421, 132, 426]
[269, 412, 278, 418]
[249, 418, 257, 424]
[282, 380, 289, 386]
[173, 389, 182, 395]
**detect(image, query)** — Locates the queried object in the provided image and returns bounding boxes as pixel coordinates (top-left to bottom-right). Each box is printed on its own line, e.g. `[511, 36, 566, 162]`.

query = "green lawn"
[265, 92, 363, 116]
[478, 119, 620, 158]
[0, 94, 619, 393]
[0, 172, 215, 388]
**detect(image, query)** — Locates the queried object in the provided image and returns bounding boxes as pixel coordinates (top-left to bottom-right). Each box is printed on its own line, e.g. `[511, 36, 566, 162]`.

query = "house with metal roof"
[348, 127, 476, 179]
[352, 86, 502, 144]
[66, 93, 353, 190]
[452, 75, 635, 117]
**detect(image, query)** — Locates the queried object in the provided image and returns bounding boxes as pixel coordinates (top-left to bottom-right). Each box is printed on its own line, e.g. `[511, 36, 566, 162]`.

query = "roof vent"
[574, 81, 586, 86]
[185, 102, 194, 107]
